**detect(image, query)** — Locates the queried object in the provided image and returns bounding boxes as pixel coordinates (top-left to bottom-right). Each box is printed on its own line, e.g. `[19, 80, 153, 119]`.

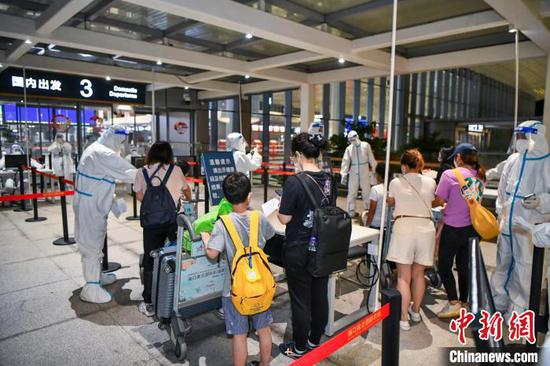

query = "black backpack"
[296, 172, 352, 277]
[140, 164, 177, 229]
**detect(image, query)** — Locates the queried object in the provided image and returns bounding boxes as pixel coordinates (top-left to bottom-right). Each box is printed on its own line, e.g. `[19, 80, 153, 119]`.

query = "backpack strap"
[295, 173, 321, 209]
[143, 164, 164, 188]
[161, 164, 175, 186]
[453, 168, 476, 204]
[220, 214, 245, 251]
[249, 211, 259, 250]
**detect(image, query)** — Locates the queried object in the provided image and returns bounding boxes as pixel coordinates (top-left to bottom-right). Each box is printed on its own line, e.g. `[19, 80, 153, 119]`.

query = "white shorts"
[386, 217, 436, 266]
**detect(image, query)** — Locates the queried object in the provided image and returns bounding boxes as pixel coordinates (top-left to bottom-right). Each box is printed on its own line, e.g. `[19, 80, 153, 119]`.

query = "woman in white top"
[133, 141, 191, 317]
[386, 149, 436, 331]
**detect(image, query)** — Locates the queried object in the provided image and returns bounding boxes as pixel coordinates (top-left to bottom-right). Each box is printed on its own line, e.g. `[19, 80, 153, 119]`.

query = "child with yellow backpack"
[203, 172, 276, 366]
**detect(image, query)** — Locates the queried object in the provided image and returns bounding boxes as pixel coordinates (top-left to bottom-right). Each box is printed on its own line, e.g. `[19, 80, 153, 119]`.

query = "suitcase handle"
[177, 214, 200, 242]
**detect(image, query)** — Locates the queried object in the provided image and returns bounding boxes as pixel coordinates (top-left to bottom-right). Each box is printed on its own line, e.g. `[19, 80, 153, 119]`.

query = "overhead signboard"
[0, 67, 146, 104]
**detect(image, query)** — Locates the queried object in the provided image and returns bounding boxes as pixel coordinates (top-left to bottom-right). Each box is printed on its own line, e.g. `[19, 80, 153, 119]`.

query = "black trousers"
[284, 242, 329, 351]
[437, 224, 478, 303]
[142, 224, 177, 303]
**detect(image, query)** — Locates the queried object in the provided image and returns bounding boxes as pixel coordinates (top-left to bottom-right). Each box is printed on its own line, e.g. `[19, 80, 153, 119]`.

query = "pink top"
[435, 167, 484, 228]
[133, 163, 189, 205]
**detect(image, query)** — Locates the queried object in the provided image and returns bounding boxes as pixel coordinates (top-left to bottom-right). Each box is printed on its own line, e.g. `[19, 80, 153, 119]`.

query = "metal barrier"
[52, 176, 76, 246]
[102, 236, 121, 273]
[25, 168, 47, 223]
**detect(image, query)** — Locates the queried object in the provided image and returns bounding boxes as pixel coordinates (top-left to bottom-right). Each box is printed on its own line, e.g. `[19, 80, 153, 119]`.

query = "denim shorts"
[221, 296, 273, 335]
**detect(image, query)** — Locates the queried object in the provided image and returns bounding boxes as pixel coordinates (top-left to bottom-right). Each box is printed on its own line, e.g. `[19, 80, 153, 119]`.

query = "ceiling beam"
[185, 71, 232, 83]
[324, 0, 393, 23]
[85, 0, 118, 21]
[484, 0, 550, 53]
[6, 0, 94, 62]
[0, 0, 47, 12]
[0, 13, 308, 84]
[0, 52, 239, 93]
[198, 80, 299, 100]
[352, 10, 508, 53]
[123, 0, 399, 70]
[250, 50, 325, 71]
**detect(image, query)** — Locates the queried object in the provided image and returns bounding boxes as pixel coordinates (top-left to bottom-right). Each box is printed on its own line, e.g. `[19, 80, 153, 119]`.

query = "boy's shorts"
[221, 297, 273, 335]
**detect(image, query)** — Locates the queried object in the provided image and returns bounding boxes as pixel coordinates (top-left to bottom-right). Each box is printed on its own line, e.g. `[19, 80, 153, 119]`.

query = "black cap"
[450, 143, 477, 158]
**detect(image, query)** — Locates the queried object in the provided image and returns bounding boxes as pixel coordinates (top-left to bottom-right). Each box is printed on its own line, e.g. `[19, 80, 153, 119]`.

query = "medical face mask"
[515, 138, 531, 153]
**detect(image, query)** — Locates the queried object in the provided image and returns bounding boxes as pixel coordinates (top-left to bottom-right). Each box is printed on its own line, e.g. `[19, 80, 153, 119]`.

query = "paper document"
[262, 197, 280, 217]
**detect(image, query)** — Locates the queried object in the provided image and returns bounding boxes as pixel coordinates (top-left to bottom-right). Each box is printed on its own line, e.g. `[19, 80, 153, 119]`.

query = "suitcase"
[151, 246, 177, 323]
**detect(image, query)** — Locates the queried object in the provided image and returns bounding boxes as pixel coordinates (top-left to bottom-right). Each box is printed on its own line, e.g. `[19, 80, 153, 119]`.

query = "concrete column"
[329, 82, 342, 136]
[353, 79, 361, 122]
[262, 92, 271, 162]
[300, 83, 314, 133]
[322, 83, 330, 139]
[367, 78, 374, 123]
[409, 74, 418, 142]
[284, 90, 292, 163]
[443, 70, 450, 119]
[435, 70, 444, 118]
[450, 70, 457, 119]
[418, 72, 427, 137]
[427, 71, 435, 118]
[544, 55, 550, 143]
[379, 77, 387, 138]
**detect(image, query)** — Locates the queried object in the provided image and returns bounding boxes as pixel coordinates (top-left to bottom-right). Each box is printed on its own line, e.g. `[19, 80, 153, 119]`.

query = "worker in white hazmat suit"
[48, 134, 74, 179]
[490, 120, 550, 316]
[340, 130, 377, 217]
[226, 132, 262, 175]
[74, 125, 137, 303]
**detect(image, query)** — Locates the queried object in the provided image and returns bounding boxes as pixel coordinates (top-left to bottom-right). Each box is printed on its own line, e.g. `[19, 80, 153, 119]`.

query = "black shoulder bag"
[296, 172, 352, 277]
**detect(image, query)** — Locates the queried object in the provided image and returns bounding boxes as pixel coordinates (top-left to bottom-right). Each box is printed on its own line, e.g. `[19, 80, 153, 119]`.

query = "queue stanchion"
[14, 166, 31, 212]
[53, 176, 76, 246]
[263, 166, 268, 203]
[381, 288, 400, 366]
[102, 236, 121, 273]
[527, 245, 545, 353]
[39, 171, 45, 194]
[126, 185, 140, 221]
[25, 168, 47, 222]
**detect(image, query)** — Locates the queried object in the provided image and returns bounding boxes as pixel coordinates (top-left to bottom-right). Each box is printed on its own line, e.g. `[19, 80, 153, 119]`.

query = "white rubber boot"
[80, 283, 112, 304]
[101, 272, 117, 286]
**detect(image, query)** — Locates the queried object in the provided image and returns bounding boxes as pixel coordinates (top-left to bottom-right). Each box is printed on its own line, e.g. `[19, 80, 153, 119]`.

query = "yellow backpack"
[453, 168, 499, 240]
[220, 211, 276, 315]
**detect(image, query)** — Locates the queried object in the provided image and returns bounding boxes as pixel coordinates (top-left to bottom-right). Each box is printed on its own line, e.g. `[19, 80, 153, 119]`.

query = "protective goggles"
[114, 129, 130, 136]
[514, 126, 539, 135]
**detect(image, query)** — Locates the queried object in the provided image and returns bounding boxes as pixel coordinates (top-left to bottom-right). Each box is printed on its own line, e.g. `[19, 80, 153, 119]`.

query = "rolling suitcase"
[151, 245, 177, 323]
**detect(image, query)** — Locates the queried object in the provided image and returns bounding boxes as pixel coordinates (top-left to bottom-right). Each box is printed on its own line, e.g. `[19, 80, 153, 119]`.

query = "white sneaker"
[138, 302, 155, 317]
[400, 320, 411, 331]
[437, 302, 462, 319]
[101, 272, 117, 286]
[408, 305, 422, 322]
[80, 283, 112, 304]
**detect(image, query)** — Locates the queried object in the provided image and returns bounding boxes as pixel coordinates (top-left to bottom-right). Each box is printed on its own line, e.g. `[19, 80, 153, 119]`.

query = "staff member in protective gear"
[226, 132, 262, 175]
[74, 125, 137, 304]
[490, 120, 550, 317]
[340, 130, 377, 217]
[48, 134, 74, 179]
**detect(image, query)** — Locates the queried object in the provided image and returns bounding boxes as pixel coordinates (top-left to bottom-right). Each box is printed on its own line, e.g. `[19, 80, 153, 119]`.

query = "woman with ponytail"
[433, 143, 485, 319]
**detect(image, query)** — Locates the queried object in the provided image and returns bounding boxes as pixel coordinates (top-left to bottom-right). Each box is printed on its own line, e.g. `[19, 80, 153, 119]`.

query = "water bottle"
[308, 235, 317, 252]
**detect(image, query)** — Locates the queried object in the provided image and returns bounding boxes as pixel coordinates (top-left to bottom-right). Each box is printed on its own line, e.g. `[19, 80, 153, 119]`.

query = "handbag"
[295, 173, 352, 277]
[453, 168, 499, 240]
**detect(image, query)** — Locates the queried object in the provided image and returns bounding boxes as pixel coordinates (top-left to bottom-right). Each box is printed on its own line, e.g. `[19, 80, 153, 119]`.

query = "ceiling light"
[113, 55, 137, 64]
[0, 64, 3, 68]
[34, 47, 45, 55]
[338, 57, 345, 64]
[244, 74, 250, 79]
[508, 25, 518, 33]
[184, 86, 189, 90]
[48, 44, 60, 52]
[24, 39, 32, 44]
[105, 76, 111, 81]
[79, 53, 94, 58]
[245, 33, 253, 39]
[156, 59, 162, 65]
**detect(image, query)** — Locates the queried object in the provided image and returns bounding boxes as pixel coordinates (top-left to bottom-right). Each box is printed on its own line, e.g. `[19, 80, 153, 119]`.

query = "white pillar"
[544, 55, 550, 143]
[329, 82, 341, 136]
[300, 83, 314, 133]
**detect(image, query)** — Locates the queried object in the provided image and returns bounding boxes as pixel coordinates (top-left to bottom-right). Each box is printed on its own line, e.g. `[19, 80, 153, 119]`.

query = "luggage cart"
[169, 214, 227, 361]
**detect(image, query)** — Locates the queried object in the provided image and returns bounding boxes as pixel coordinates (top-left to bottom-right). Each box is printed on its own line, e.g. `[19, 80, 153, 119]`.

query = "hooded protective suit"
[340, 130, 377, 215]
[226, 132, 262, 174]
[491, 120, 550, 315]
[48, 134, 74, 178]
[8, 143, 24, 155]
[74, 125, 137, 303]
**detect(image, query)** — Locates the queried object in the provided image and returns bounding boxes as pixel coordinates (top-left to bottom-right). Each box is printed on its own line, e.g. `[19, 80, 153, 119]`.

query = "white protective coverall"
[74, 125, 137, 303]
[8, 143, 24, 155]
[490, 120, 550, 315]
[48, 134, 74, 178]
[340, 130, 377, 215]
[226, 132, 262, 175]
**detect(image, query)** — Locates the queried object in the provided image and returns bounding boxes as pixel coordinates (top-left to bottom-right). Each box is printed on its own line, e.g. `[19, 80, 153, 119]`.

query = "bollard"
[263, 166, 268, 203]
[14, 166, 31, 212]
[102, 236, 121, 273]
[39, 172, 45, 194]
[25, 168, 47, 222]
[381, 288, 400, 366]
[125, 185, 140, 221]
[53, 176, 76, 245]
[527, 246, 546, 353]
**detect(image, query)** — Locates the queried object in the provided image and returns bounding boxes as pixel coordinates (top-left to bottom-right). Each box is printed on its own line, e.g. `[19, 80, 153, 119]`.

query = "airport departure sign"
[0, 68, 146, 104]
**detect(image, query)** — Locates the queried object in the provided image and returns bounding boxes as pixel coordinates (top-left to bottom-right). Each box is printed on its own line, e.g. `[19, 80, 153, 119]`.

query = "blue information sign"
[201, 151, 236, 206]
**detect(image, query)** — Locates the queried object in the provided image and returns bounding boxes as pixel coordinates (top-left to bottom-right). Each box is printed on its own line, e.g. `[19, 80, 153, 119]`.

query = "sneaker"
[279, 342, 307, 359]
[138, 302, 155, 317]
[306, 339, 319, 351]
[400, 320, 411, 331]
[437, 302, 462, 319]
[408, 305, 422, 322]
